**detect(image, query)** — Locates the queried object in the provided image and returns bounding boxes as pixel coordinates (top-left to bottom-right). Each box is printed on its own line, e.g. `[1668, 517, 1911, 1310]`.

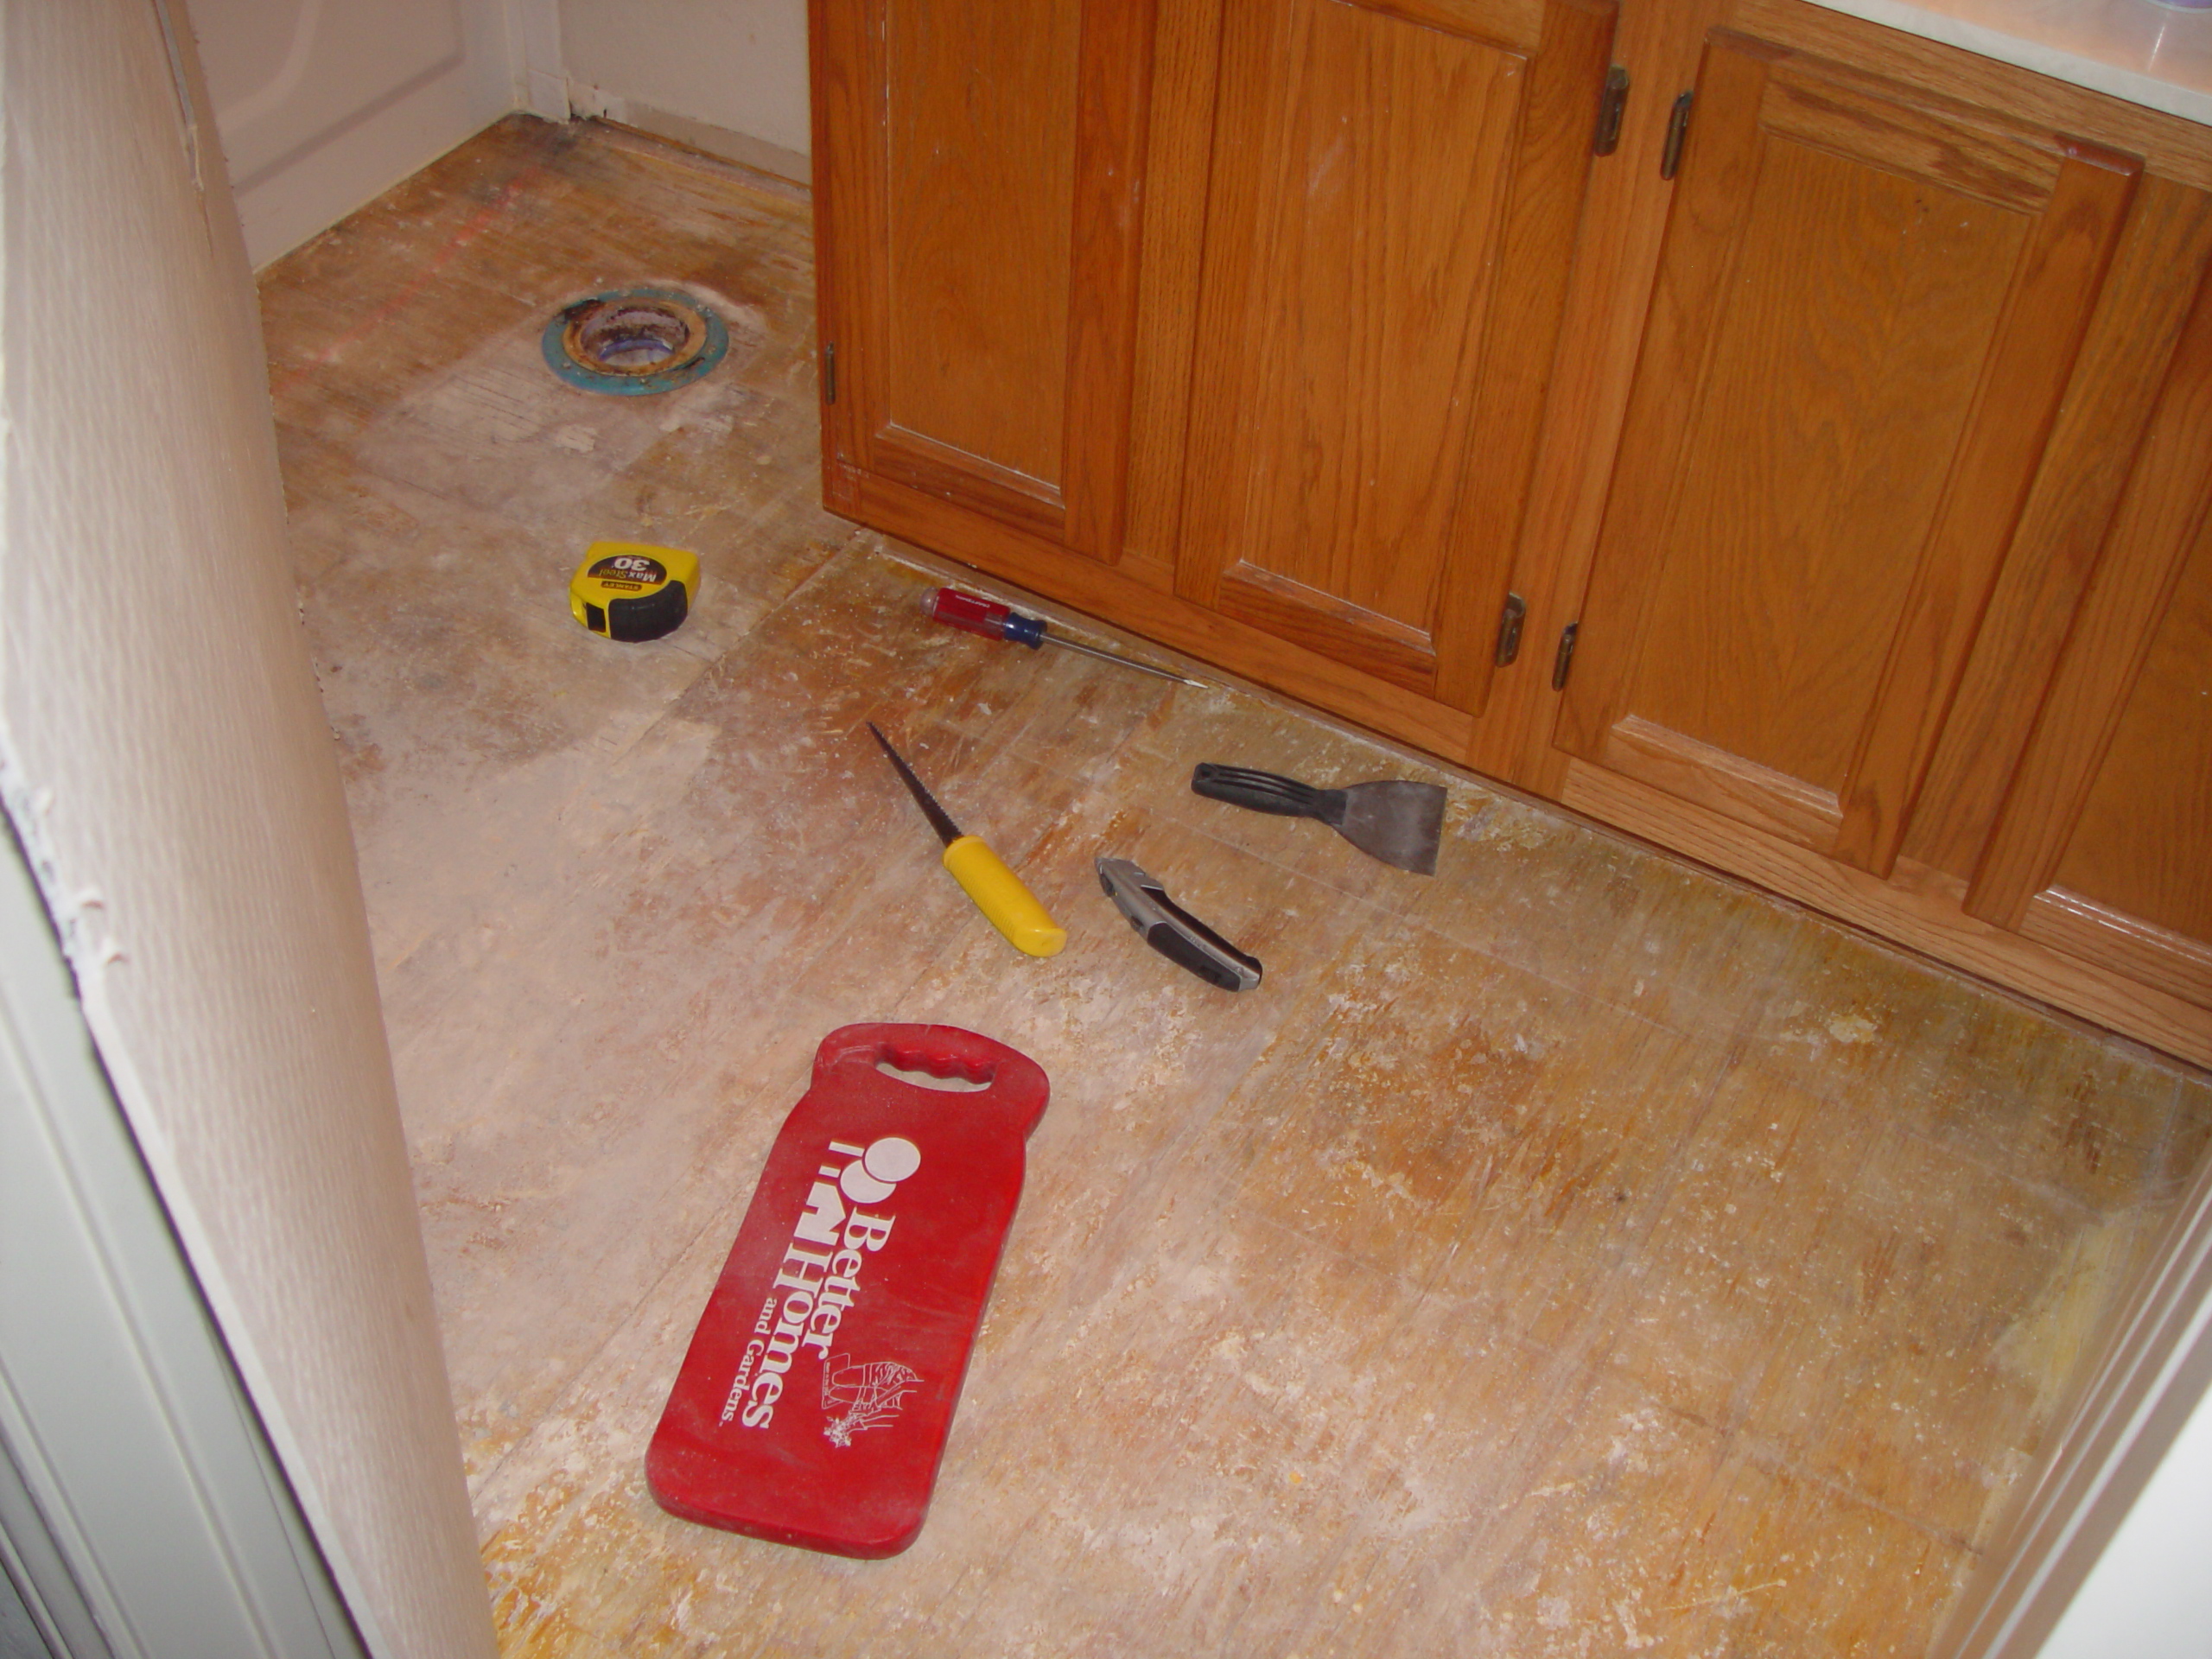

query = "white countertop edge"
[1800, 0, 2212, 130]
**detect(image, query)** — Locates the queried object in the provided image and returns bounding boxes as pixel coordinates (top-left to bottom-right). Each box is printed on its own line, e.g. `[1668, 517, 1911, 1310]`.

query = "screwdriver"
[923, 588, 1205, 686]
[867, 722, 1068, 958]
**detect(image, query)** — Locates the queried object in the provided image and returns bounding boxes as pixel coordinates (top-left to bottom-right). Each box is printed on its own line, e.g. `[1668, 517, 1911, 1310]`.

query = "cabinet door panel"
[2003, 522, 2212, 1008]
[1178, 0, 1616, 710]
[1556, 31, 2137, 870]
[2054, 582, 2212, 939]
[1900, 178, 2212, 880]
[885, 0, 1079, 487]
[1964, 259, 2212, 1007]
[2050, 541, 2212, 944]
[816, 0, 1150, 555]
[1631, 135, 2024, 798]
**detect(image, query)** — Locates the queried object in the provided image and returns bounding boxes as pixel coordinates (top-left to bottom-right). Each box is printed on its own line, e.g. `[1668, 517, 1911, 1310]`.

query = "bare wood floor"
[259, 116, 2212, 1658]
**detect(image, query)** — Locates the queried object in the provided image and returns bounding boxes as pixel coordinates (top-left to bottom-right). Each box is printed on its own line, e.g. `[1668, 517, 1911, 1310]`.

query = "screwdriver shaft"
[1042, 633, 1205, 686]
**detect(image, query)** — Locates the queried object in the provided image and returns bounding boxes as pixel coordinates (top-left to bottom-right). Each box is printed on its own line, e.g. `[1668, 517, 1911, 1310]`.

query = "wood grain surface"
[1469, 0, 1736, 794]
[1965, 251, 2212, 975]
[1554, 17, 2199, 1013]
[2052, 523, 2212, 944]
[1905, 176, 2212, 878]
[1059, 0, 1160, 562]
[1177, 0, 1612, 717]
[813, 0, 1154, 556]
[881, 0, 1080, 486]
[1117, 0, 1225, 586]
[1831, 136, 2138, 878]
[1564, 35, 2041, 821]
[259, 117, 2212, 1657]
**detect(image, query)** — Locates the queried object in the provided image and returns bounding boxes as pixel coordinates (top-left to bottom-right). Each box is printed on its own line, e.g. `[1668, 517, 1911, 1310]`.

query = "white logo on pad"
[721, 1137, 922, 1429]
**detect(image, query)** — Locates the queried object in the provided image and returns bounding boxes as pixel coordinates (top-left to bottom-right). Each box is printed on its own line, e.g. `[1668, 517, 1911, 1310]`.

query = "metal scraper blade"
[1332, 780, 1446, 875]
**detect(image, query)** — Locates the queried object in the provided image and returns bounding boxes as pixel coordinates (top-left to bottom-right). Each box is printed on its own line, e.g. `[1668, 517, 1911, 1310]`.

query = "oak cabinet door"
[1175, 0, 1618, 715]
[1554, 29, 2140, 877]
[1961, 258, 2212, 1012]
[812, 0, 1151, 560]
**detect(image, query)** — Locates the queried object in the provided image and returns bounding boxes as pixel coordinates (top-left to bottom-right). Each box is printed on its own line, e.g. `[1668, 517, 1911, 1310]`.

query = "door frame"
[0, 827, 368, 1659]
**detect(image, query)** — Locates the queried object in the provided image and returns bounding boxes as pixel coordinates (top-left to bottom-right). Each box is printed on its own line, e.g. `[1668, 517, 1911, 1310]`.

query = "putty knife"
[1192, 763, 1446, 875]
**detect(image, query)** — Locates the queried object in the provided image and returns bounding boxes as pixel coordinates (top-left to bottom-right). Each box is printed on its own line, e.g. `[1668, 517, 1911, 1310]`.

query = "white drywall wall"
[0, 3, 496, 1656]
[559, 0, 810, 175]
[188, 0, 518, 266]
[2039, 1362, 2212, 1659]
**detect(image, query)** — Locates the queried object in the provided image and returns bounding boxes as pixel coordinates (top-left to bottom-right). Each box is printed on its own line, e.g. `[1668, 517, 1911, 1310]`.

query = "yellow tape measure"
[569, 541, 700, 642]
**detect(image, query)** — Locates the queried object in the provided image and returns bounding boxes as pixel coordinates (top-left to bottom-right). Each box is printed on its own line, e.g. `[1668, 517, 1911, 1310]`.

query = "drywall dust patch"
[1468, 797, 1566, 855]
[355, 286, 762, 523]
[1826, 1011, 1881, 1046]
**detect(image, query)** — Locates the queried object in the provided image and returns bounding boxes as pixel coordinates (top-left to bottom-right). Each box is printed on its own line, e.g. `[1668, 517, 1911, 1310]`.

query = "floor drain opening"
[543, 287, 728, 395]
[579, 306, 685, 369]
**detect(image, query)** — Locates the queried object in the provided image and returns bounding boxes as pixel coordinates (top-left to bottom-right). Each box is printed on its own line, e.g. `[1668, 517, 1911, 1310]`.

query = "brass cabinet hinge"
[1496, 592, 1528, 666]
[1552, 622, 1579, 691]
[1592, 67, 1630, 156]
[1661, 91, 1694, 181]
[822, 341, 836, 404]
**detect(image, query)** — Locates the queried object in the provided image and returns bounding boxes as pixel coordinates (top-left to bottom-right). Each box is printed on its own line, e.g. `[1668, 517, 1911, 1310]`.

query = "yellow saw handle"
[941, 836, 1067, 957]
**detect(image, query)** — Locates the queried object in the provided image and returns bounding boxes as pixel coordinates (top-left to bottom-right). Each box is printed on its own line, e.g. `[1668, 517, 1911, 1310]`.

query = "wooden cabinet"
[1176, 0, 1615, 717]
[810, 0, 1603, 757]
[808, 0, 2212, 1065]
[1962, 278, 2212, 1013]
[1547, 2, 2212, 1062]
[1558, 30, 2140, 876]
[810, 0, 1151, 560]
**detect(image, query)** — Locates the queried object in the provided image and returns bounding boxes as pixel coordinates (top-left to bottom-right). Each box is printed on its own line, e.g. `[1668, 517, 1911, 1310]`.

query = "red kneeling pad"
[646, 1023, 1050, 1558]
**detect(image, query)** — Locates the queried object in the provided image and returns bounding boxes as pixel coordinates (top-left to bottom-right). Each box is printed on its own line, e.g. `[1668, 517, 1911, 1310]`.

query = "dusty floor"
[260, 116, 2212, 1657]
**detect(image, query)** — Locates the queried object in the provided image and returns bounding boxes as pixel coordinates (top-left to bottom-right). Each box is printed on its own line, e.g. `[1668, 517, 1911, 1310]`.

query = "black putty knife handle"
[1191, 763, 1346, 827]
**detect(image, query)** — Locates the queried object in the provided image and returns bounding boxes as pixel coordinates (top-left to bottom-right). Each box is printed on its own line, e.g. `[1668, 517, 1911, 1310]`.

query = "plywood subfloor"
[259, 116, 2212, 1657]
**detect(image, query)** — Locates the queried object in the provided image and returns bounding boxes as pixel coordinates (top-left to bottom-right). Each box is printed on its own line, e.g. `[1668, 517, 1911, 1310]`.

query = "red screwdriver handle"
[923, 588, 1048, 649]
[923, 587, 1011, 639]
